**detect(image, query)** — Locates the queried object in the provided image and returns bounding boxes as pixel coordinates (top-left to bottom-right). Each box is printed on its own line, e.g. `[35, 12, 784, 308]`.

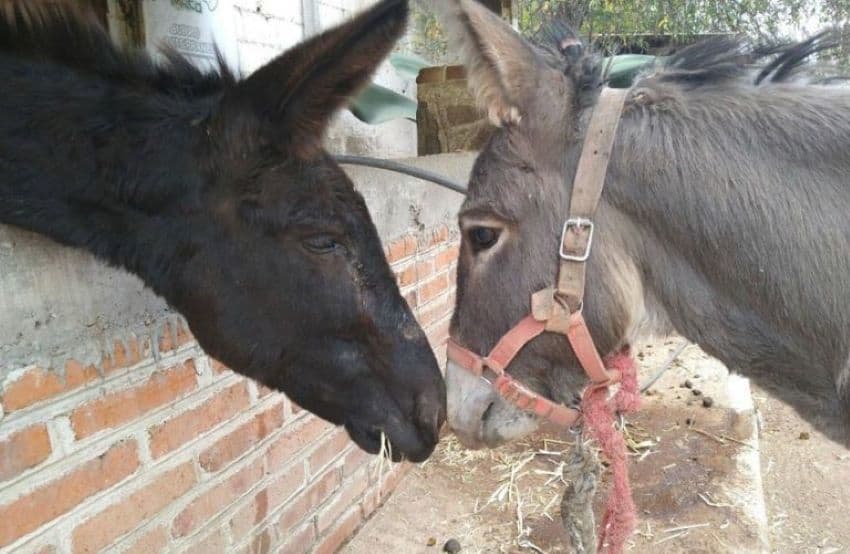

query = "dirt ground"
[752, 383, 850, 553]
[345, 340, 850, 554]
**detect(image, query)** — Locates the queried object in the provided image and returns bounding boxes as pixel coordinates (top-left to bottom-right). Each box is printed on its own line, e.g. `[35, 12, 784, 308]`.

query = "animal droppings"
[683, 380, 694, 388]
[799, 431, 811, 440]
[692, 389, 702, 396]
[426, 537, 437, 546]
[443, 538, 462, 553]
[702, 397, 714, 408]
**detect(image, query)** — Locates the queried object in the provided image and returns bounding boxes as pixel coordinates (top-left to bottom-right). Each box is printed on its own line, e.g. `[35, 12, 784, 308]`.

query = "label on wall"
[142, 0, 239, 73]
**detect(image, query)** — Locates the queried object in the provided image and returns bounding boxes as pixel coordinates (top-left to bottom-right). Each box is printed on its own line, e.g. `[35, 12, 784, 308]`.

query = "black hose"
[334, 155, 467, 195]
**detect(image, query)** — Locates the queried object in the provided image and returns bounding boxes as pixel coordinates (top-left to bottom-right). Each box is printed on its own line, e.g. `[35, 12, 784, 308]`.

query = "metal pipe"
[334, 155, 468, 195]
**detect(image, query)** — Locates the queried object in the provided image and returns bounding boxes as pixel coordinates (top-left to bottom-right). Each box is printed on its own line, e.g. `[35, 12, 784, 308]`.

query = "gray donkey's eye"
[467, 227, 501, 252]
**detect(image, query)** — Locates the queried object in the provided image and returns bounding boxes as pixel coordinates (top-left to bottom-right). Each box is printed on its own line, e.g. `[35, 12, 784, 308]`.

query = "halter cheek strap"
[446, 87, 629, 428]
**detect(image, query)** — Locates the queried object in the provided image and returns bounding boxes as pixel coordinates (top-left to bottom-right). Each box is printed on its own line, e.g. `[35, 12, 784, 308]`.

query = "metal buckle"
[559, 218, 594, 262]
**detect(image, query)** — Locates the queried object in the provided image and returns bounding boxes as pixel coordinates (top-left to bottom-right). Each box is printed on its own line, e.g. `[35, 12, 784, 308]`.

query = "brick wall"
[0, 225, 459, 553]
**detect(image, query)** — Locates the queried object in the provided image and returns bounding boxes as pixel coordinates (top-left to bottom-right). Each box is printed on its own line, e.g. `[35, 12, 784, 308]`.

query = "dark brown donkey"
[0, 0, 445, 462]
[437, 0, 850, 449]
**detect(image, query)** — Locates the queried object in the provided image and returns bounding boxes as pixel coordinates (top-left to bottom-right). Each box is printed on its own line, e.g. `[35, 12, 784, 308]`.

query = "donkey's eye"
[467, 227, 501, 252]
[303, 235, 343, 255]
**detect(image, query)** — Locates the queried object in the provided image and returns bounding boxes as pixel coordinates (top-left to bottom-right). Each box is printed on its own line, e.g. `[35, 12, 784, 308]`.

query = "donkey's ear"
[434, 0, 544, 127]
[220, 0, 408, 158]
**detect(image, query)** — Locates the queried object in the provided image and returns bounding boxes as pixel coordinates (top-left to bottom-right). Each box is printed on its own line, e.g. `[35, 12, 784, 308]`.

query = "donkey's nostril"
[481, 401, 495, 422]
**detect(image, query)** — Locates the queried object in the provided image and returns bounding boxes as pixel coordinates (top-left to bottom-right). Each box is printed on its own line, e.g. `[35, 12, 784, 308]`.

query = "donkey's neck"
[604, 87, 850, 436]
[0, 55, 214, 294]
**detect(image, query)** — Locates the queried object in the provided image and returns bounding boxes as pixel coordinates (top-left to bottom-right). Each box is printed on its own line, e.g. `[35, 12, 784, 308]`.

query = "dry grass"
[427, 417, 661, 553]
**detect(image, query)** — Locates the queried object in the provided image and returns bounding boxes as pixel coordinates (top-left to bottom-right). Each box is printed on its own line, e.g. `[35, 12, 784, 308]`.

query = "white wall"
[175, 0, 419, 157]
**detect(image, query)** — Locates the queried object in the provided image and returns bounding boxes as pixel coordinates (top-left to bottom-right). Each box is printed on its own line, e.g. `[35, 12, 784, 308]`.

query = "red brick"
[307, 429, 351, 475]
[200, 402, 284, 472]
[395, 263, 416, 287]
[0, 441, 139, 547]
[223, 468, 307, 549]
[316, 476, 369, 533]
[385, 238, 406, 262]
[0, 424, 51, 481]
[398, 259, 438, 288]
[110, 341, 130, 372]
[257, 384, 275, 398]
[426, 318, 451, 343]
[2, 368, 63, 412]
[416, 258, 436, 280]
[381, 463, 412, 497]
[101, 337, 153, 376]
[265, 417, 332, 469]
[227, 464, 304, 543]
[341, 447, 371, 478]
[172, 458, 263, 538]
[246, 529, 274, 554]
[183, 529, 229, 554]
[360, 464, 411, 520]
[360, 488, 381, 519]
[64, 360, 100, 390]
[1, 362, 104, 412]
[404, 235, 418, 256]
[230, 478, 296, 552]
[156, 320, 192, 353]
[403, 290, 418, 311]
[148, 382, 250, 458]
[266, 463, 306, 508]
[173, 320, 194, 348]
[417, 293, 455, 328]
[124, 526, 168, 554]
[280, 523, 315, 554]
[277, 468, 340, 535]
[73, 462, 196, 553]
[71, 361, 197, 439]
[210, 359, 230, 376]
[229, 494, 269, 543]
[313, 506, 362, 554]
[418, 274, 450, 304]
[425, 226, 450, 250]
[386, 235, 418, 262]
[158, 322, 174, 353]
[435, 245, 460, 270]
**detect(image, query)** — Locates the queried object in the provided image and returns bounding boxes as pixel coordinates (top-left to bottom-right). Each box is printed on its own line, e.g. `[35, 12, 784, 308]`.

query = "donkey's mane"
[0, 1, 234, 97]
[535, 23, 844, 109]
[657, 30, 842, 87]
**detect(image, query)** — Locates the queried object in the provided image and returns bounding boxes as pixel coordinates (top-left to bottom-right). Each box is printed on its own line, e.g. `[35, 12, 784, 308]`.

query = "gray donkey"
[436, 0, 850, 449]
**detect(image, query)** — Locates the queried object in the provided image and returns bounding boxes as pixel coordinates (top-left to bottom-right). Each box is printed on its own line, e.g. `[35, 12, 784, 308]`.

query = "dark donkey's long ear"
[434, 0, 545, 127]
[220, 0, 408, 158]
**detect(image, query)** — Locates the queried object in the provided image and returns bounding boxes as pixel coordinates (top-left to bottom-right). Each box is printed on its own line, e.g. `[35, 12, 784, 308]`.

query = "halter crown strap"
[557, 87, 629, 313]
[446, 88, 629, 428]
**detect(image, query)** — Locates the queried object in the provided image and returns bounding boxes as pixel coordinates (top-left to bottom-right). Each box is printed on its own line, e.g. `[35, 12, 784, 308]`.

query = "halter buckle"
[559, 218, 595, 262]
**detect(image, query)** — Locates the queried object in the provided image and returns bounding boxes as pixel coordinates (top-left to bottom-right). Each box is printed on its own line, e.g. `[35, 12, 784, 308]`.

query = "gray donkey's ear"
[433, 0, 545, 127]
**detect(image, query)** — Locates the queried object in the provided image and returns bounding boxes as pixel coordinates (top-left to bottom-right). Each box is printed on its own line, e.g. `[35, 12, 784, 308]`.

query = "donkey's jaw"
[446, 361, 539, 449]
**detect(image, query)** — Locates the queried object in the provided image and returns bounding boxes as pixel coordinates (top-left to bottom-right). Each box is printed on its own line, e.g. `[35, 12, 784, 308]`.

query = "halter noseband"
[447, 87, 629, 428]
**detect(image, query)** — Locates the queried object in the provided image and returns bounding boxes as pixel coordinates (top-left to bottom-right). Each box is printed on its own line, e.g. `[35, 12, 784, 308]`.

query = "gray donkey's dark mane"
[535, 26, 845, 112]
[0, 1, 233, 96]
[659, 30, 842, 86]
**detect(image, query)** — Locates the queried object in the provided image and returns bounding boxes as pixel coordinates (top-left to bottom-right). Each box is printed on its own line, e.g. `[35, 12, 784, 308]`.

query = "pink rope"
[581, 351, 640, 554]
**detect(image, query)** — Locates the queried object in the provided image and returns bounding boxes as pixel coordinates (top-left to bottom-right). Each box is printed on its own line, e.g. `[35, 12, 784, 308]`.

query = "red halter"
[446, 87, 629, 428]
